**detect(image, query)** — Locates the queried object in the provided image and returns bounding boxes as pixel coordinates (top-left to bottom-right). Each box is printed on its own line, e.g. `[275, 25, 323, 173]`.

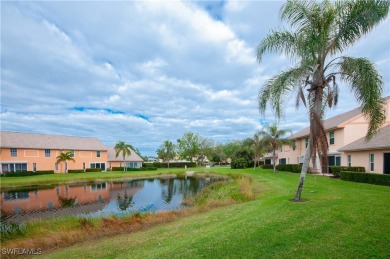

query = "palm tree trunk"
[294, 142, 311, 201]
[254, 155, 256, 171]
[273, 150, 276, 173]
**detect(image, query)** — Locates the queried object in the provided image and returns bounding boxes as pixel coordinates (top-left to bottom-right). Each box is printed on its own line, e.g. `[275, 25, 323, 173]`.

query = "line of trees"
[156, 126, 294, 170]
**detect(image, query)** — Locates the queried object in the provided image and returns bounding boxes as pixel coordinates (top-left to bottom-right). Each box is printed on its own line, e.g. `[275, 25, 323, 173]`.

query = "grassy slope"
[45, 168, 390, 258]
[0, 169, 186, 189]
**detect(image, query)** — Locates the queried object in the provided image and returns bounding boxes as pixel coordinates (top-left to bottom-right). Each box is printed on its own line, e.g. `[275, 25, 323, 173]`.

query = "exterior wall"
[343, 150, 390, 174]
[0, 148, 107, 173]
[109, 161, 142, 169]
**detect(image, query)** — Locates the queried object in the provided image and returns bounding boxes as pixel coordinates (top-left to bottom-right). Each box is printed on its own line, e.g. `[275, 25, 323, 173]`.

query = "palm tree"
[114, 141, 132, 171]
[258, 124, 294, 173]
[56, 151, 75, 173]
[157, 140, 176, 168]
[257, 0, 388, 201]
[248, 133, 264, 171]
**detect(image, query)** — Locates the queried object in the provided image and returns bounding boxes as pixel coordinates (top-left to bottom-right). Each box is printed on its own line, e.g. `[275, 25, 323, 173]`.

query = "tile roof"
[338, 124, 390, 151]
[290, 96, 390, 139]
[0, 131, 106, 150]
[107, 146, 144, 162]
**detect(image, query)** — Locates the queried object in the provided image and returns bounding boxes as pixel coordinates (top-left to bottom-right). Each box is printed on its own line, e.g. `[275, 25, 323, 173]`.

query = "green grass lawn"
[0, 168, 187, 189]
[40, 168, 389, 258]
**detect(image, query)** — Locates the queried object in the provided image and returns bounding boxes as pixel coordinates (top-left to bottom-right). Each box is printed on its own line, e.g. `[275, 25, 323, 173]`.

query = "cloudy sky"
[1, 1, 389, 156]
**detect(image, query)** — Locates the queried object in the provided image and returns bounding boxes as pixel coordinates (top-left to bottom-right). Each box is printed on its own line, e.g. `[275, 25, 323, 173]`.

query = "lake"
[1, 175, 225, 224]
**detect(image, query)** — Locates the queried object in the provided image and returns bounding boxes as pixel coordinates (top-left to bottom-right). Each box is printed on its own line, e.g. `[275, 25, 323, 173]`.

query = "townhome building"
[275, 96, 390, 174]
[0, 132, 143, 173]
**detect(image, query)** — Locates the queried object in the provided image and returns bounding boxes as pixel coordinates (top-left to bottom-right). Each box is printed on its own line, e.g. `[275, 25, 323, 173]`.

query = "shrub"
[68, 169, 85, 173]
[340, 171, 390, 186]
[231, 158, 248, 169]
[3, 170, 54, 177]
[143, 162, 196, 168]
[262, 164, 274, 169]
[276, 164, 302, 173]
[86, 168, 101, 172]
[111, 167, 158, 171]
[330, 166, 365, 177]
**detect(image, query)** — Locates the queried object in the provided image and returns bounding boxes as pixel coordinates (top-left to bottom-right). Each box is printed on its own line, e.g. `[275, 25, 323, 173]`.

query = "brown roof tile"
[107, 146, 144, 162]
[338, 124, 390, 151]
[0, 131, 106, 151]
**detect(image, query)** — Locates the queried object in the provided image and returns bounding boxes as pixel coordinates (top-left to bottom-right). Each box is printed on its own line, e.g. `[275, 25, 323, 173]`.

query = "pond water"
[1, 176, 225, 224]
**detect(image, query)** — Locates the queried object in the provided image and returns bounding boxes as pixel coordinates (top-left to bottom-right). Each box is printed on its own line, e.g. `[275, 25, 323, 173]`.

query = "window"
[69, 150, 75, 157]
[279, 158, 286, 165]
[305, 138, 309, 148]
[96, 151, 101, 157]
[45, 149, 51, 157]
[347, 155, 351, 167]
[293, 143, 296, 151]
[125, 162, 137, 168]
[91, 183, 107, 192]
[279, 146, 283, 152]
[1, 163, 27, 173]
[90, 163, 106, 171]
[109, 162, 112, 169]
[329, 131, 335, 145]
[10, 148, 17, 157]
[33, 163, 37, 172]
[370, 154, 374, 171]
[55, 163, 58, 171]
[83, 163, 85, 170]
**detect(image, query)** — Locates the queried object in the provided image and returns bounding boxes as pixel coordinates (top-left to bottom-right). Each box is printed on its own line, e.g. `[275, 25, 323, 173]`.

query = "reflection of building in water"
[0, 181, 144, 223]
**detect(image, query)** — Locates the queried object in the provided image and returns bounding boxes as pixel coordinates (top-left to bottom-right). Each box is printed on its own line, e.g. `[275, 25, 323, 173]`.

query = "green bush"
[340, 171, 390, 186]
[262, 164, 274, 169]
[112, 167, 158, 171]
[86, 168, 101, 172]
[330, 166, 365, 177]
[143, 162, 196, 168]
[68, 169, 85, 173]
[3, 170, 54, 177]
[276, 164, 302, 173]
[231, 158, 248, 169]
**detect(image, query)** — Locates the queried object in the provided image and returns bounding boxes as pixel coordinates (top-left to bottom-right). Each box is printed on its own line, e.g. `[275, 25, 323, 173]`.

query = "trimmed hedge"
[112, 167, 158, 171]
[262, 164, 274, 169]
[2, 170, 55, 177]
[276, 164, 302, 173]
[143, 162, 196, 168]
[330, 166, 365, 177]
[340, 171, 390, 186]
[86, 168, 101, 172]
[68, 169, 85, 173]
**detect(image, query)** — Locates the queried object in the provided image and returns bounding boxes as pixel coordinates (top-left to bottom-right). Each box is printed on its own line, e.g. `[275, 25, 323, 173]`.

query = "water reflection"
[0, 176, 224, 223]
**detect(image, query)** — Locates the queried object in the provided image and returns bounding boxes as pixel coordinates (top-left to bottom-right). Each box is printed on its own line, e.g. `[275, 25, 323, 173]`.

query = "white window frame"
[347, 154, 351, 167]
[96, 151, 101, 158]
[70, 150, 75, 158]
[329, 131, 335, 145]
[10, 148, 17, 157]
[45, 149, 51, 157]
[370, 153, 374, 171]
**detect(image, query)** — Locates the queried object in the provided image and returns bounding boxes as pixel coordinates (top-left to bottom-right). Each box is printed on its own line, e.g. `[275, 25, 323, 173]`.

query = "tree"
[257, 0, 388, 201]
[198, 137, 215, 166]
[157, 140, 176, 168]
[258, 124, 294, 173]
[251, 133, 265, 171]
[114, 141, 132, 171]
[56, 151, 75, 173]
[177, 132, 201, 162]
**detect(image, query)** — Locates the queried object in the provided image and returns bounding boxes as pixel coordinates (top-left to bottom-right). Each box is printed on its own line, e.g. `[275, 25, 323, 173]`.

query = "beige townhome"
[275, 96, 390, 174]
[106, 146, 144, 170]
[0, 131, 143, 173]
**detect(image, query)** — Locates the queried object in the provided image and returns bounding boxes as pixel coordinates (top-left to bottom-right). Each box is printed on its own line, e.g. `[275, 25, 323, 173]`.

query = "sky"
[1, 0, 389, 157]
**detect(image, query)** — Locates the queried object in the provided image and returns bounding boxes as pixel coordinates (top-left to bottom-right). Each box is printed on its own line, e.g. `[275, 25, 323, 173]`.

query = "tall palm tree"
[257, 0, 388, 201]
[258, 124, 294, 173]
[157, 140, 176, 168]
[114, 141, 132, 172]
[56, 151, 75, 173]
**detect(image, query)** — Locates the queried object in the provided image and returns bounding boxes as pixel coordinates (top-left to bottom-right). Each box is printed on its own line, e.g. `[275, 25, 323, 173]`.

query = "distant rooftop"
[106, 146, 144, 162]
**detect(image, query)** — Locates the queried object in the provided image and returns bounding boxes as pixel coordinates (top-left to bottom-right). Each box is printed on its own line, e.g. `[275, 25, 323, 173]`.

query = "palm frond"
[338, 56, 386, 139]
[328, 0, 389, 55]
[257, 30, 300, 62]
[258, 65, 309, 120]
